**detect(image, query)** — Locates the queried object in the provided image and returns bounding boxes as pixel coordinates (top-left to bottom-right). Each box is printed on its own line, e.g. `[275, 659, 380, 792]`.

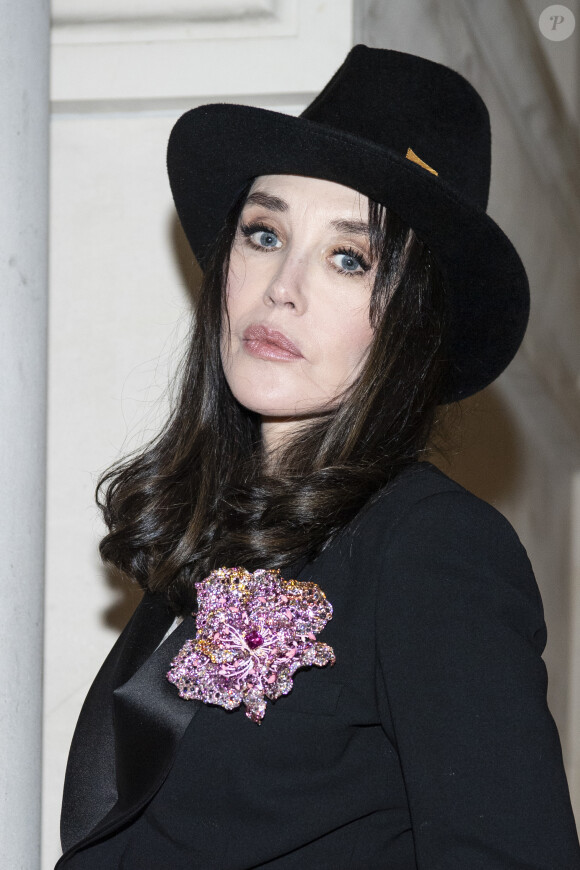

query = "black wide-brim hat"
[167, 44, 529, 403]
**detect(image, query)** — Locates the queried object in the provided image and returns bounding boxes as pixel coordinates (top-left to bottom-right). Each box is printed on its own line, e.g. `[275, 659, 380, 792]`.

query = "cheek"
[325, 302, 374, 373]
[341, 331, 374, 381]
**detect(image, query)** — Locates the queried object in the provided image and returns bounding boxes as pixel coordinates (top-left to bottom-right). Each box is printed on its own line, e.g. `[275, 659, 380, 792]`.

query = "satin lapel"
[58, 593, 174, 861]
[112, 592, 176, 689]
[113, 613, 200, 811]
[59, 614, 201, 862]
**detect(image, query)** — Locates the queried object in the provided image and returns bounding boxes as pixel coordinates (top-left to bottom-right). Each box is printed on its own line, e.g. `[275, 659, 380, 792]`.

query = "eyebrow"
[244, 192, 371, 237]
[244, 192, 287, 212]
[330, 219, 370, 238]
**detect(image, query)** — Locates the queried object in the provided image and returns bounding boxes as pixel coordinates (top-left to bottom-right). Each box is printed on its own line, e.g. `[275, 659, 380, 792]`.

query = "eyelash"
[239, 221, 371, 277]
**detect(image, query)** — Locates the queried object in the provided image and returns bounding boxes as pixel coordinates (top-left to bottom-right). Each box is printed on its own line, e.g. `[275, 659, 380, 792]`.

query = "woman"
[57, 45, 580, 868]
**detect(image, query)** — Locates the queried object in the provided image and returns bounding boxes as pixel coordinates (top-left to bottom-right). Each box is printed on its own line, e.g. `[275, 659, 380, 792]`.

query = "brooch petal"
[166, 567, 335, 723]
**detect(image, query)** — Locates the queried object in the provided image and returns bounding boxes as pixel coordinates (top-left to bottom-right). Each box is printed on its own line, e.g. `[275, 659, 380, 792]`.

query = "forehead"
[247, 174, 369, 218]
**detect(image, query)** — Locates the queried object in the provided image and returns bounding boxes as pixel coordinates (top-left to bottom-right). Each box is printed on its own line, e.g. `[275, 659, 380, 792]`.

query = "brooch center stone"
[244, 629, 264, 650]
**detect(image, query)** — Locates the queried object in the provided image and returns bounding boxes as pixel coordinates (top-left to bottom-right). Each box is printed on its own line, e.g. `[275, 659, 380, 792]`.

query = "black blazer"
[57, 463, 580, 868]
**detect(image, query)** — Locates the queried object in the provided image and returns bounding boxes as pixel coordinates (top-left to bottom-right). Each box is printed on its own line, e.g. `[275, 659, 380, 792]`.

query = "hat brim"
[167, 104, 529, 403]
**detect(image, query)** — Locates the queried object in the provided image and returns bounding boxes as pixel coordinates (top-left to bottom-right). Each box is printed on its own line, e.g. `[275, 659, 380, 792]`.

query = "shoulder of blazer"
[362, 462, 544, 633]
[346, 461, 541, 605]
[346, 461, 487, 546]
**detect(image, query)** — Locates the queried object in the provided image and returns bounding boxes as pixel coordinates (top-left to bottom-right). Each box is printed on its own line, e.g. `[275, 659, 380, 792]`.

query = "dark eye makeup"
[240, 222, 281, 250]
[239, 220, 371, 277]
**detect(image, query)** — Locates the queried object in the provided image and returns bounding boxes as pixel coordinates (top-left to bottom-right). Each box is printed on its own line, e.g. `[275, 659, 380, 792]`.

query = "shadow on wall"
[432, 383, 523, 507]
[102, 565, 144, 633]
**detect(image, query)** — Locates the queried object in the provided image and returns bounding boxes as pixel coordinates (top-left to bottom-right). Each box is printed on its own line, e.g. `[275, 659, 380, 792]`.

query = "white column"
[0, 1, 49, 867]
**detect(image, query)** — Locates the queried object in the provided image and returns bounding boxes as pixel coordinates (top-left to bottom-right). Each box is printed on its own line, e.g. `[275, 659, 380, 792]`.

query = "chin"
[227, 381, 322, 419]
[234, 392, 313, 419]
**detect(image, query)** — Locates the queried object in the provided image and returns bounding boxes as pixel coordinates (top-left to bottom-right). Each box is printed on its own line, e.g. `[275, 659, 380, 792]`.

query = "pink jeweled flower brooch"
[166, 566, 335, 723]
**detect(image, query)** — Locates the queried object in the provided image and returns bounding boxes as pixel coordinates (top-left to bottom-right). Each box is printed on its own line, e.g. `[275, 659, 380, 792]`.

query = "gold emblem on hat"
[406, 148, 438, 176]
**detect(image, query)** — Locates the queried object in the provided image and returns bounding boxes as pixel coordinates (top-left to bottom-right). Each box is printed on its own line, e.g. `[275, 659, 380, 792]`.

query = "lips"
[242, 324, 303, 360]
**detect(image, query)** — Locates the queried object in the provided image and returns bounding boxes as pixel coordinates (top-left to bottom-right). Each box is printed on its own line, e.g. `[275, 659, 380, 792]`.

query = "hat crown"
[301, 45, 491, 210]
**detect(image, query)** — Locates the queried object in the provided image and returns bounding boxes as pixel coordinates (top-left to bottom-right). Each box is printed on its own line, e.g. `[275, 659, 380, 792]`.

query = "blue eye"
[337, 253, 361, 271]
[240, 222, 282, 250]
[255, 230, 280, 248]
[331, 247, 370, 276]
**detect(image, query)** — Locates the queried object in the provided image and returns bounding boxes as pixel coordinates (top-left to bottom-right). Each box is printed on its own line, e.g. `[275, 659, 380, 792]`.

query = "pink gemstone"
[245, 630, 264, 650]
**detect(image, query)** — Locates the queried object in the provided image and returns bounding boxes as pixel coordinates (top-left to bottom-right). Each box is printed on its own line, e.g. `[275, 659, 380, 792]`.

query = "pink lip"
[242, 324, 303, 361]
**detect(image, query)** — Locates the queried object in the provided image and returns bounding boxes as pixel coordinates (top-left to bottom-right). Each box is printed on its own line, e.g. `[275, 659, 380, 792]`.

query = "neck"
[260, 417, 301, 471]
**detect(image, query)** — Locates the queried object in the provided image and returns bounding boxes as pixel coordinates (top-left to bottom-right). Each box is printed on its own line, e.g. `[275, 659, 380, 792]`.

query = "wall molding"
[53, 0, 276, 25]
[51, 0, 353, 105]
[52, 0, 286, 45]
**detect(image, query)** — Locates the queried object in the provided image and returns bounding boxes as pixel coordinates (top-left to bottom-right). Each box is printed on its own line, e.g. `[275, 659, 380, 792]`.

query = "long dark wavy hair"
[97, 180, 449, 614]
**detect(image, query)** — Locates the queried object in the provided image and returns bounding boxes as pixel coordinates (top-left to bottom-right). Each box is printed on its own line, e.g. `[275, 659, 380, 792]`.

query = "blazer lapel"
[58, 610, 201, 864]
[112, 613, 200, 813]
[112, 591, 175, 688]
[58, 593, 177, 861]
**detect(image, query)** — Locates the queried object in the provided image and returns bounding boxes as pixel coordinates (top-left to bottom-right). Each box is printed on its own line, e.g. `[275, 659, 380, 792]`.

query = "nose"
[263, 248, 307, 314]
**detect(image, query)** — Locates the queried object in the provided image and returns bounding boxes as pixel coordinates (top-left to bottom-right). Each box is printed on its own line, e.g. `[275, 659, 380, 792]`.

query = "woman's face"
[221, 174, 377, 449]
